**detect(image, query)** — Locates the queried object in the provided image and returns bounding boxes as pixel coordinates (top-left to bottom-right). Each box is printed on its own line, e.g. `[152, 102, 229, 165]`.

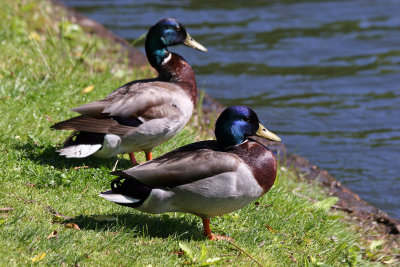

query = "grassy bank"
[0, 0, 393, 265]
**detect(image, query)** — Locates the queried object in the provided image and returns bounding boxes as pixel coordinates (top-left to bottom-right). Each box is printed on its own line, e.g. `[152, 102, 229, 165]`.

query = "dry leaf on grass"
[82, 85, 94, 93]
[73, 166, 89, 170]
[0, 207, 14, 212]
[383, 258, 396, 264]
[266, 224, 278, 233]
[169, 249, 184, 256]
[304, 238, 313, 245]
[46, 230, 58, 240]
[29, 32, 41, 41]
[65, 223, 80, 230]
[31, 252, 46, 262]
[289, 255, 297, 263]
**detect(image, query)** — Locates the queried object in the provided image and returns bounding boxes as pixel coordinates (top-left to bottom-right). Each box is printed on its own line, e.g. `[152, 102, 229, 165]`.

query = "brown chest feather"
[231, 140, 277, 194]
[160, 53, 197, 105]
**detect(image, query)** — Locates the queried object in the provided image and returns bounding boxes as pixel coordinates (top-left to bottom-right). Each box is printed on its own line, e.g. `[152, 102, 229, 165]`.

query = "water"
[62, 0, 400, 218]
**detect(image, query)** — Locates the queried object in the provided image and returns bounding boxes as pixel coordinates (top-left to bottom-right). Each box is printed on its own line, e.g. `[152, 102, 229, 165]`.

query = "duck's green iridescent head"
[145, 18, 207, 68]
[215, 106, 281, 148]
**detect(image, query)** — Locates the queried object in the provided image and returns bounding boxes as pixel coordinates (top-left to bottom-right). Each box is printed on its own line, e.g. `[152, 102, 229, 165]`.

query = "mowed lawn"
[0, 0, 375, 265]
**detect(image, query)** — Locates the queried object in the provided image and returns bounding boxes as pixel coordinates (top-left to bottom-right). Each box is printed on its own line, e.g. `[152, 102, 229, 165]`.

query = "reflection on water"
[63, 0, 400, 218]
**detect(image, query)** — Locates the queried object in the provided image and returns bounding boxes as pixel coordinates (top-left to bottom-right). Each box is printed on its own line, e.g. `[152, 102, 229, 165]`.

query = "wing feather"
[51, 115, 135, 135]
[112, 141, 241, 187]
[71, 81, 186, 120]
[53, 81, 189, 135]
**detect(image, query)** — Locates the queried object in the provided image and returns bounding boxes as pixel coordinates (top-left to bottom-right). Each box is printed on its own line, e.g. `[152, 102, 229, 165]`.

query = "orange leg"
[202, 218, 234, 241]
[145, 152, 152, 161]
[129, 152, 138, 166]
[202, 218, 213, 239]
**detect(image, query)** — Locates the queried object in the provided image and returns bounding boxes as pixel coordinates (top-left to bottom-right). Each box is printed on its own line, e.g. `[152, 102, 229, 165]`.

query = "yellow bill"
[256, 123, 281, 142]
[184, 33, 208, 52]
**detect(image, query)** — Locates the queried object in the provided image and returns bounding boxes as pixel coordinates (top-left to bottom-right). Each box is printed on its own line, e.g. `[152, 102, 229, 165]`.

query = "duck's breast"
[232, 140, 277, 194]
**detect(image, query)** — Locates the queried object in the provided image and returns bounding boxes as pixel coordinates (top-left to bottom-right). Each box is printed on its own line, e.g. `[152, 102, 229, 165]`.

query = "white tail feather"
[99, 190, 140, 204]
[57, 144, 102, 158]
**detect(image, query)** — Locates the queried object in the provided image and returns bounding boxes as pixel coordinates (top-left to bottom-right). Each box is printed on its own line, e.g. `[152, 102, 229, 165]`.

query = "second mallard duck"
[100, 106, 281, 240]
[51, 18, 207, 165]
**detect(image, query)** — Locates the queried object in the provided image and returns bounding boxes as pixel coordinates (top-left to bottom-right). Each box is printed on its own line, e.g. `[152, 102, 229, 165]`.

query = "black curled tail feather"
[110, 176, 152, 207]
[63, 131, 105, 147]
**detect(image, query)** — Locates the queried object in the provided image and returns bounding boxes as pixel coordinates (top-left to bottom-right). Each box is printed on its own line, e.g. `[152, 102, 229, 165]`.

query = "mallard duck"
[51, 18, 207, 165]
[99, 106, 281, 240]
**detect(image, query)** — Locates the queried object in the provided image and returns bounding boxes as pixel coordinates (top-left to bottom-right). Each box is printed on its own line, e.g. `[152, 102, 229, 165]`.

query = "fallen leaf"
[170, 249, 184, 256]
[65, 223, 80, 230]
[266, 224, 278, 233]
[82, 85, 94, 93]
[92, 215, 117, 222]
[383, 258, 396, 264]
[45, 115, 52, 122]
[73, 166, 89, 170]
[31, 252, 46, 262]
[46, 230, 58, 240]
[304, 238, 313, 245]
[0, 207, 14, 212]
[289, 256, 297, 263]
[29, 32, 41, 41]
[206, 257, 222, 264]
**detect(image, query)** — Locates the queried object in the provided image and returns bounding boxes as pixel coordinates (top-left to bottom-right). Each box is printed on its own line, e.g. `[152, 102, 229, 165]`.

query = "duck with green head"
[51, 18, 207, 165]
[99, 106, 281, 240]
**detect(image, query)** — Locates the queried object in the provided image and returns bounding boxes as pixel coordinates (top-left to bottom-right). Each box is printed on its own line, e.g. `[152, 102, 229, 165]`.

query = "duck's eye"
[243, 118, 250, 122]
[175, 26, 181, 31]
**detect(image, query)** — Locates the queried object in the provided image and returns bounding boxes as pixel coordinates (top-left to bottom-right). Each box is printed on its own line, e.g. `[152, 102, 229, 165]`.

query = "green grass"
[0, 0, 381, 265]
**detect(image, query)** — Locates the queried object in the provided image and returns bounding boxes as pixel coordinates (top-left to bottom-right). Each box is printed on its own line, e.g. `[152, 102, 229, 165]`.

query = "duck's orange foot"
[207, 233, 235, 242]
[202, 218, 235, 242]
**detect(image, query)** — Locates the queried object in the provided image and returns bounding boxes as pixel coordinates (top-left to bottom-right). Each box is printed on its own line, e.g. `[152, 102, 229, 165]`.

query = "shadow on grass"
[16, 141, 206, 240]
[67, 213, 204, 241]
[15, 141, 133, 170]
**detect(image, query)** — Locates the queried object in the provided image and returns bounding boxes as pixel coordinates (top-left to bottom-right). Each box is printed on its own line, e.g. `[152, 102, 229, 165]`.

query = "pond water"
[62, 0, 400, 218]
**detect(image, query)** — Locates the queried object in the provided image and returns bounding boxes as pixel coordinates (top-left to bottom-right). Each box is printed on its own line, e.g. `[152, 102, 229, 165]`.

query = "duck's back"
[73, 81, 193, 121]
